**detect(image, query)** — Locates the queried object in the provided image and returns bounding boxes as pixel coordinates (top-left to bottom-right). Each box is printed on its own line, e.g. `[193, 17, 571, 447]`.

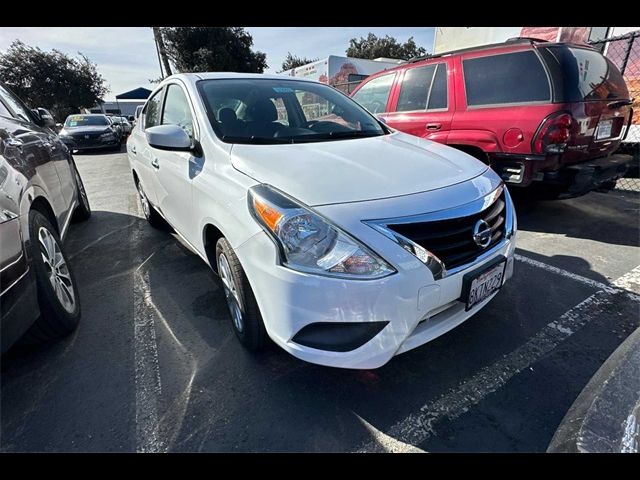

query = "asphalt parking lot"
[1, 147, 639, 452]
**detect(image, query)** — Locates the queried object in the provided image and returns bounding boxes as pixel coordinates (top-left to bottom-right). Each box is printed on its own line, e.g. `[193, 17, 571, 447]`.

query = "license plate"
[461, 257, 506, 311]
[596, 119, 613, 140]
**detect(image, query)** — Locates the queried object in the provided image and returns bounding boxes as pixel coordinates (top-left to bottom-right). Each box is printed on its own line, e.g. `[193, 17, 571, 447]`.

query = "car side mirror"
[36, 108, 56, 128]
[145, 124, 192, 151]
[127, 115, 134, 121]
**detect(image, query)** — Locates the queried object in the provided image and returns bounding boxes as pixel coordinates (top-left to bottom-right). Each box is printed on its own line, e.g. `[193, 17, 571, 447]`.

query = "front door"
[150, 83, 197, 241]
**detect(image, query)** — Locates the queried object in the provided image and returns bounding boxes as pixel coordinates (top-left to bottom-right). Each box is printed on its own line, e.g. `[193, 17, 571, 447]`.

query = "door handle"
[130, 145, 137, 155]
[151, 158, 159, 170]
[426, 123, 442, 131]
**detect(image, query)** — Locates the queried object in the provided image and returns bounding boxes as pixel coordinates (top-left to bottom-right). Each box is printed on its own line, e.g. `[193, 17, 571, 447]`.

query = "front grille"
[386, 192, 506, 270]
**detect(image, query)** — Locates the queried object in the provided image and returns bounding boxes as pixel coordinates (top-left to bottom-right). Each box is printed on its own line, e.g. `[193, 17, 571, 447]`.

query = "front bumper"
[60, 136, 119, 150]
[235, 177, 516, 369]
[491, 153, 632, 195]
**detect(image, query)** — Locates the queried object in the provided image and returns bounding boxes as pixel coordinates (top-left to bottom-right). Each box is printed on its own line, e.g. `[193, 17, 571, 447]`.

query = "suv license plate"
[461, 257, 506, 311]
[596, 119, 613, 140]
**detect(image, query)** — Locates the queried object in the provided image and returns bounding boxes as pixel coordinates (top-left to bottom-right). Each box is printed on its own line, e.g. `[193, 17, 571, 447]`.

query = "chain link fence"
[590, 31, 640, 192]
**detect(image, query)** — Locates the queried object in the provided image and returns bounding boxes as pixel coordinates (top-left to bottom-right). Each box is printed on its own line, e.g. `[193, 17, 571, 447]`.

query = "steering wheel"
[303, 120, 320, 129]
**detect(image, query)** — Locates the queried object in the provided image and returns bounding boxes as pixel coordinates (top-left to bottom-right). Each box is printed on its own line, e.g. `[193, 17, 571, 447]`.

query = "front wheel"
[135, 179, 168, 229]
[216, 237, 268, 350]
[22, 210, 81, 344]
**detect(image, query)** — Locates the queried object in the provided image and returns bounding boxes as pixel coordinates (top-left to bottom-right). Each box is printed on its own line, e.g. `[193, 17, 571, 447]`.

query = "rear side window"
[144, 90, 163, 129]
[542, 46, 629, 101]
[463, 50, 550, 107]
[396, 63, 448, 112]
[352, 73, 395, 114]
[397, 65, 435, 112]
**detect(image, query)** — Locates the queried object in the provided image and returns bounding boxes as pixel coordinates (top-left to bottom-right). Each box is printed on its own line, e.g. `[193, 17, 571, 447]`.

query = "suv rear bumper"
[491, 153, 632, 196]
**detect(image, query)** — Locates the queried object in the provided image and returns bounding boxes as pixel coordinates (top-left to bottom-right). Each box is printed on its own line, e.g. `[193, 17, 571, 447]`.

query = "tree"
[346, 33, 427, 61]
[279, 52, 319, 72]
[0, 40, 108, 120]
[159, 27, 267, 73]
[152, 27, 172, 77]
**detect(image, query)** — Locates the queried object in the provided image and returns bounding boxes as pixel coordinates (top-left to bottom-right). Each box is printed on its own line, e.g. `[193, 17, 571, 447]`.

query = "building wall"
[432, 27, 523, 53]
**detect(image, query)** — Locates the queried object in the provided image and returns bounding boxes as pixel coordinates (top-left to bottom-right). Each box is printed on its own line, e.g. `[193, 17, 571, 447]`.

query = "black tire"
[135, 179, 169, 229]
[71, 162, 91, 222]
[215, 237, 268, 350]
[22, 210, 81, 344]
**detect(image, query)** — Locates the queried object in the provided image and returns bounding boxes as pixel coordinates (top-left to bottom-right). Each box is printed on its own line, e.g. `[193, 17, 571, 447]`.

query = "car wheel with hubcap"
[215, 237, 268, 350]
[135, 180, 167, 229]
[22, 210, 81, 344]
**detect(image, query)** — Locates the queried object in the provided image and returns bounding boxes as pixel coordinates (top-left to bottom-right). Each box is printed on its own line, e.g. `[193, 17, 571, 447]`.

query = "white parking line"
[133, 267, 166, 453]
[356, 264, 640, 453]
[515, 254, 640, 301]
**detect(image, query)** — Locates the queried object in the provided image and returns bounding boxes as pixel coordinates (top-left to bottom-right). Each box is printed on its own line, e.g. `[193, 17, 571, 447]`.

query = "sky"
[0, 27, 435, 101]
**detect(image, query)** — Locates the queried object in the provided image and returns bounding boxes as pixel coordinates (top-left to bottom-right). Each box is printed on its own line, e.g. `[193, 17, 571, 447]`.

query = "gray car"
[0, 83, 91, 353]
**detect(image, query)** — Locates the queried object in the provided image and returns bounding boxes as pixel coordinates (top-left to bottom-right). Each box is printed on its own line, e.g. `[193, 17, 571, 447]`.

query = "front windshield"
[197, 78, 387, 144]
[65, 115, 109, 127]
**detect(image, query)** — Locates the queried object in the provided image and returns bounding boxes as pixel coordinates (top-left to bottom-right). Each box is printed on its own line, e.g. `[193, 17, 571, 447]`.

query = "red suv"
[350, 38, 634, 198]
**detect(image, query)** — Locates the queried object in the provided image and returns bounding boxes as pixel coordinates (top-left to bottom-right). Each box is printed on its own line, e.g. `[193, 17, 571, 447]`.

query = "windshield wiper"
[221, 135, 293, 145]
[276, 130, 384, 143]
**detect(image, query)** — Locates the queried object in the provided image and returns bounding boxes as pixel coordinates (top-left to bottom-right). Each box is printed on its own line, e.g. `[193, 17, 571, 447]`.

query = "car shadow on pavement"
[512, 189, 640, 247]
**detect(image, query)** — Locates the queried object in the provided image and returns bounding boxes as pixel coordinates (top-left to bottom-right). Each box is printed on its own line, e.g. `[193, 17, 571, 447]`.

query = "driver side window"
[351, 73, 395, 114]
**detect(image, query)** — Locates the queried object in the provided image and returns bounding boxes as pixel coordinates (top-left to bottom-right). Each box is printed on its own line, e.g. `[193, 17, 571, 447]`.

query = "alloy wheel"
[38, 227, 76, 313]
[218, 253, 244, 333]
[137, 182, 150, 219]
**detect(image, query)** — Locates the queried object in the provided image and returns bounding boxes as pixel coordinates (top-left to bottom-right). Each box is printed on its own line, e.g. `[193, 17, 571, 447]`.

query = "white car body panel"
[127, 72, 517, 369]
[231, 132, 487, 206]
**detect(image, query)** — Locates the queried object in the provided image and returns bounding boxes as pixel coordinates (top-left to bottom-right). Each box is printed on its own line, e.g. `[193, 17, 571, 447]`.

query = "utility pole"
[152, 27, 173, 78]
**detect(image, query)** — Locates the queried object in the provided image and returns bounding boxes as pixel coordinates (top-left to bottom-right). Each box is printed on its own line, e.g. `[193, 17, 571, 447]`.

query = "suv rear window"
[542, 46, 629, 101]
[463, 50, 550, 107]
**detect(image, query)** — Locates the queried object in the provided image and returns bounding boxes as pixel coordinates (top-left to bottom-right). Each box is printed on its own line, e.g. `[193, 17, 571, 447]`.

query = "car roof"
[352, 38, 599, 87]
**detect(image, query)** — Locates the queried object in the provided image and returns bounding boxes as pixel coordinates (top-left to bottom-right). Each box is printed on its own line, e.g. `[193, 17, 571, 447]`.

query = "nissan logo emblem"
[473, 219, 492, 248]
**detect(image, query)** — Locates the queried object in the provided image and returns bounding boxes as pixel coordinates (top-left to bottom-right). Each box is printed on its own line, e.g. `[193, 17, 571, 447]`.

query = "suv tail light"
[533, 112, 574, 154]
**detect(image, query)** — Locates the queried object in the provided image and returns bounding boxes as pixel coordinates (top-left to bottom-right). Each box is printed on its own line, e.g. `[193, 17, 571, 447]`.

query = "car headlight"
[58, 130, 70, 137]
[248, 184, 395, 279]
[100, 132, 115, 139]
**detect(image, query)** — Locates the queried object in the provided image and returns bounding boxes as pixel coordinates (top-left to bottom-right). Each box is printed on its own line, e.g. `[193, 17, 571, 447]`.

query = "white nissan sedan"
[127, 73, 517, 369]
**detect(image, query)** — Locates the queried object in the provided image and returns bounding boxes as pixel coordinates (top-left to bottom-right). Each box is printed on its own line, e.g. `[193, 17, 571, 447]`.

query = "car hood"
[62, 126, 111, 134]
[230, 132, 488, 206]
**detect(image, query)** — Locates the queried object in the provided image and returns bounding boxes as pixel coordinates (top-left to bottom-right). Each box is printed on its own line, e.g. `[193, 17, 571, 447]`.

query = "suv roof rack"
[505, 36, 550, 44]
[404, 37, 551, 64]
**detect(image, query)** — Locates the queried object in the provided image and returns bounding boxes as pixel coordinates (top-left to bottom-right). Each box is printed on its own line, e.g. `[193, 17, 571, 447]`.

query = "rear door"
[150, 82, 198, 241]
[539, 45, 632, 164]
[384, 59, 453, 143]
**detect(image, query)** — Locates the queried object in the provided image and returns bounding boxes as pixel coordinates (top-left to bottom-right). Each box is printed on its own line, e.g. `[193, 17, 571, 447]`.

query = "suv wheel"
[216, 237, 268, 350]
[23, 210, 81, 344]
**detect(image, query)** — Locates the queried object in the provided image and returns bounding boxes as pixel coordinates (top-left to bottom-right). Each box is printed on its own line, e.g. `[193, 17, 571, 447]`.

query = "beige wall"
[433, 27, 523, 53]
